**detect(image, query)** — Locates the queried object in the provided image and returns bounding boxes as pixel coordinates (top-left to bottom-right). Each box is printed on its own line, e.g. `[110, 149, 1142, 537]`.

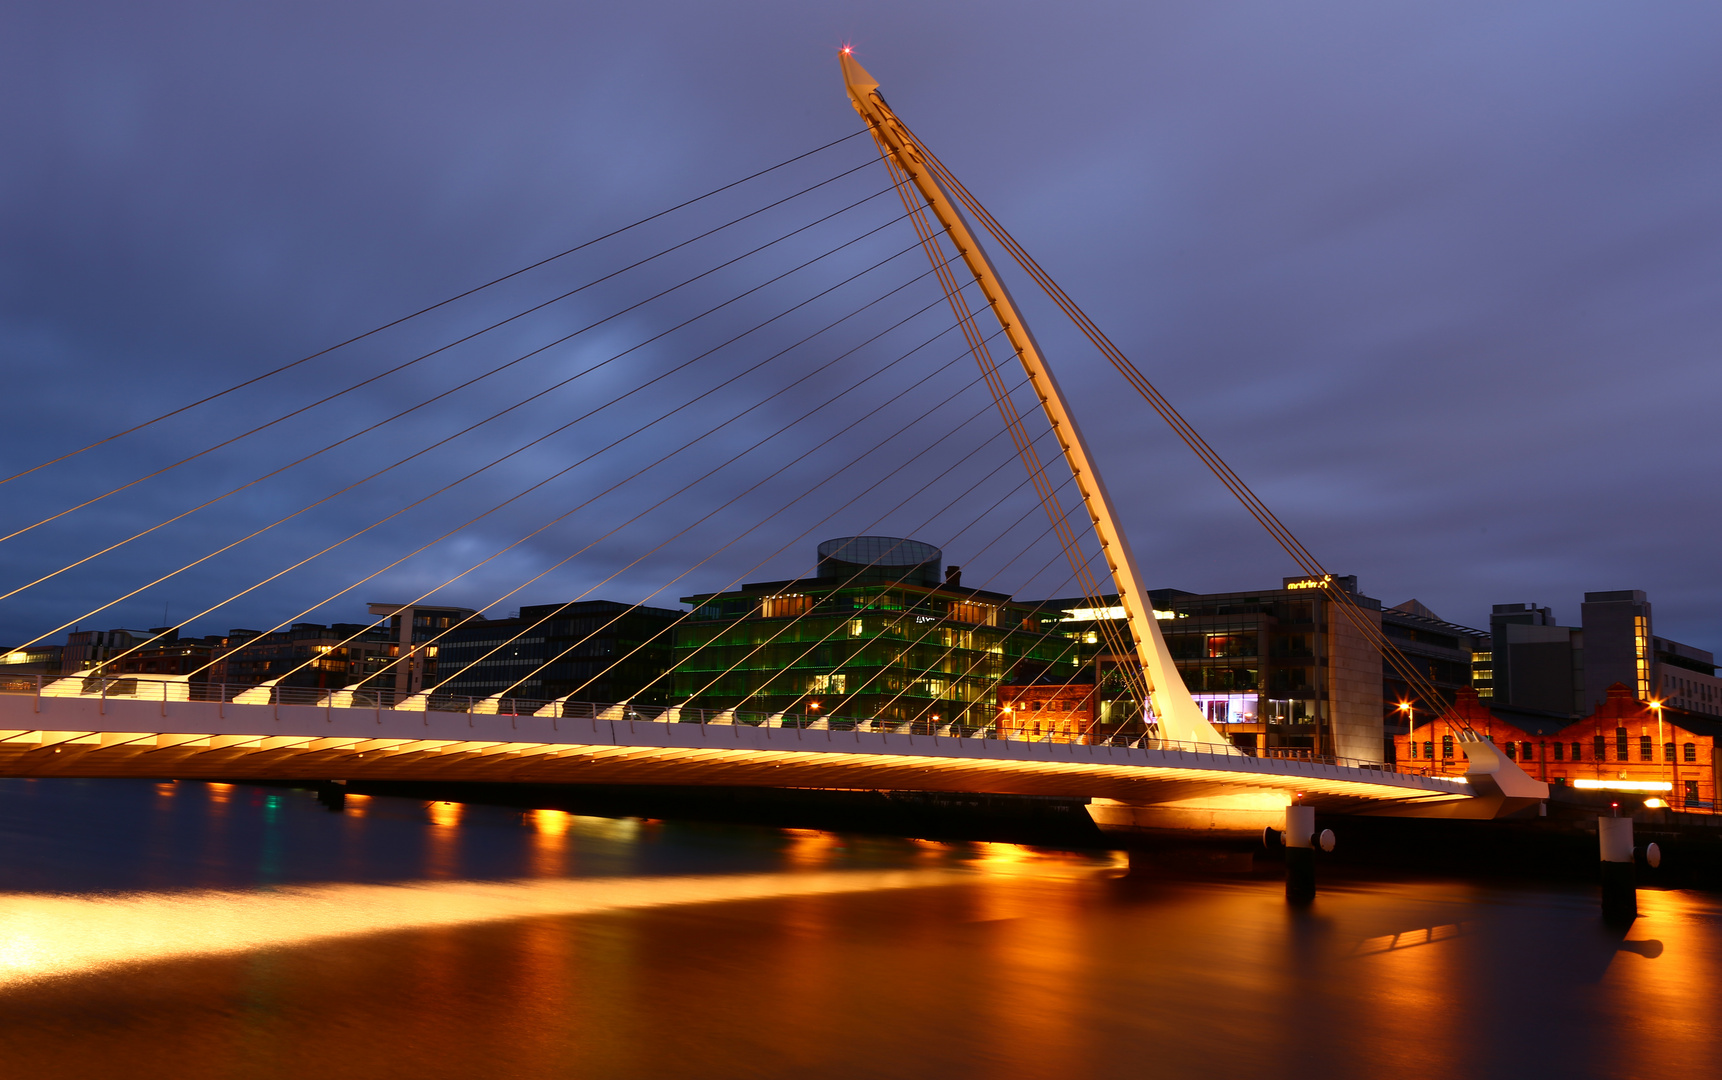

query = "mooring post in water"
[1285, 804, 1315, 904]
[1599, 810, 1636, 923]
[316, 780, 348, 812]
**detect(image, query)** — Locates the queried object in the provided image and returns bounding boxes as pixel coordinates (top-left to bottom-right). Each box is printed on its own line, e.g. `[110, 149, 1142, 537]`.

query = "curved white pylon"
[840, 52, 1229, 749]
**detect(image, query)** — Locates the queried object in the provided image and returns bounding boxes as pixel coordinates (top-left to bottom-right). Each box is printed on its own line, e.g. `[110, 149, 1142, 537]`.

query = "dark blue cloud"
[2, 1, 1719, 653]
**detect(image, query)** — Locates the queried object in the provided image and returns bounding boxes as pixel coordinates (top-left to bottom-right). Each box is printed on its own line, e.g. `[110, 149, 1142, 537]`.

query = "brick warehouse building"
[1395, 684, 1718, 811]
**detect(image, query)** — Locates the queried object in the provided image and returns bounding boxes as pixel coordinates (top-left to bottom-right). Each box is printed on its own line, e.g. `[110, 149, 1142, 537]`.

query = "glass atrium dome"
[816, 536, 943, 587]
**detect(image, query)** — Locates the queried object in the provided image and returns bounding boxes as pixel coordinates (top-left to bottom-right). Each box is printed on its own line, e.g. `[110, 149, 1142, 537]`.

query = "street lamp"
[1649, 697, 1672, 808]
[1396, 700, 1415, 770]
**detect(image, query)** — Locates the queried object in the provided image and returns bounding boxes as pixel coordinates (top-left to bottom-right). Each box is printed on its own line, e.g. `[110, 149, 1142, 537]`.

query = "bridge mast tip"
[839, 49, 880, 99]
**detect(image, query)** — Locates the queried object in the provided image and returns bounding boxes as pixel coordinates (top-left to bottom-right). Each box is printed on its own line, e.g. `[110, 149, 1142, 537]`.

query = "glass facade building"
[1026, 577, 1387, 761]
[671, 537, 1083, 725]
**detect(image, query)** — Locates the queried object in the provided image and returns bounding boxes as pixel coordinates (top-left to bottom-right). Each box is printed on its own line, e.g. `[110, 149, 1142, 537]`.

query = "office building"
[439, 600, 680, 704]
[367, 602, 480, 697]
[1379, 600, 1489, 759]
[208, 623, 396, 691]
[1579, 590, 1721, 717]
[1488, 590, 1720, 719]
[0, 643, 63, 678]
[1015, 575, 1386, 762]
[672, 536, 1080, 724]
[1487, 603, 1584, 716]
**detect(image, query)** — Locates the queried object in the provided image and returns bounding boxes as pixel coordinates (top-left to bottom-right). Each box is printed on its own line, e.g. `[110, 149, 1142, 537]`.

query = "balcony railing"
[0, 671, 1437, 776]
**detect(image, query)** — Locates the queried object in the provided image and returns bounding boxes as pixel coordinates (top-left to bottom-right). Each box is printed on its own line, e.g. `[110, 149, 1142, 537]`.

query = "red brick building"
[997, 680, 1098, 741]
[1395, 684, 1718, 810]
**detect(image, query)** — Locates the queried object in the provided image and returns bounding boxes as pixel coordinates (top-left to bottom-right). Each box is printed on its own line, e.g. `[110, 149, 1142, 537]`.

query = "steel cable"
[0, 130, 872, 490]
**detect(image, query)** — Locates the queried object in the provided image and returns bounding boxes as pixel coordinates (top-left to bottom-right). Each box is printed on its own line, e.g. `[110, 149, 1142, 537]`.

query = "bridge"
[0, 52, 1546, 836]
[0, 673, 1527, 834]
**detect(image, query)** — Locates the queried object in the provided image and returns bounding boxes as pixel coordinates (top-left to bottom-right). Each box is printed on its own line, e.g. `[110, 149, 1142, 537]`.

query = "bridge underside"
[0, 694, 1471, 818]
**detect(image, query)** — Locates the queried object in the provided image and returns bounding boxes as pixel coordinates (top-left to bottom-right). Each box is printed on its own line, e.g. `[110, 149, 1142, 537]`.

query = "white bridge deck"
[0, 676, 1474, 814]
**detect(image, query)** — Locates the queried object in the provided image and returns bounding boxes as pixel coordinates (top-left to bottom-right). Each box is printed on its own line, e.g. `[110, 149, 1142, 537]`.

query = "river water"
[0, 778, 1715, 1080]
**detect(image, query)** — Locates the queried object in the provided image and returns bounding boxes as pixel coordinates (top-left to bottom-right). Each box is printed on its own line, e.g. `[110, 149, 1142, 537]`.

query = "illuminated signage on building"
[1285, 575, 1333, 591]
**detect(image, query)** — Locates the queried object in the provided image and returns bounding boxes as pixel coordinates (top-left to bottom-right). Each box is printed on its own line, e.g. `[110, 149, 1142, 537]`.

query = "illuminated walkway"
[0, 676, 1471, 816]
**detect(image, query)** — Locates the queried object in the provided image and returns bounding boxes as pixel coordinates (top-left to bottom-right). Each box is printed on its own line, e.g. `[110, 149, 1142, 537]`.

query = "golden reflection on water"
[6, 776, 1720, 1080]
[0, 870, 961, 990]
[528, 809, 572, 877]
[783, 827, 842, 869]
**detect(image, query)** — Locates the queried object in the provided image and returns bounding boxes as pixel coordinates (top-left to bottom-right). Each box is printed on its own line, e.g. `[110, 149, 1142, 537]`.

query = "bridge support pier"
[1599, 815, 1636, 924]
[1285, 805, 1315, 905]
[316, 781, 348, 813]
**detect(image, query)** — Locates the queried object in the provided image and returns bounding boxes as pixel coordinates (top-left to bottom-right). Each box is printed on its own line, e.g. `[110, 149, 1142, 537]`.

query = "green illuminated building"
[672, 536, 1083, 725]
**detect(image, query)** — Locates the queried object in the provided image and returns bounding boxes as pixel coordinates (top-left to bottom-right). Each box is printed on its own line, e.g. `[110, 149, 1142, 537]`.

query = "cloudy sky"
[2, 1, 1719, 650]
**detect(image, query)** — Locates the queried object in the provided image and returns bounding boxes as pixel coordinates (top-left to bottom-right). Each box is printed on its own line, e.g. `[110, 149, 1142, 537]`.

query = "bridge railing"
[0, 671, 1409, 775]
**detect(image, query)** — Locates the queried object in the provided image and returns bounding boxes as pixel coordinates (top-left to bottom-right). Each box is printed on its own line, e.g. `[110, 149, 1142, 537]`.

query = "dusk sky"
[3, 1, 1720, 651]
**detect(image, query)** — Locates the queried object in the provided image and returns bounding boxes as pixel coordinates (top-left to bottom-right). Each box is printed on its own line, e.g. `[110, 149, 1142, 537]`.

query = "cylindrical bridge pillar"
[1599, 815, 1636, 923]
[1285, 805, 1315, 905]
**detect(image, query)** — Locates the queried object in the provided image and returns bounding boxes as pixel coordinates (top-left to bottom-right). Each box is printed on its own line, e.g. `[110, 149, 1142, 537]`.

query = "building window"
[1504, 742, 1516, 761]
[1442, 735, 1454, 759]
[1424, 741, 1434, 760]
[1571, 741, 1582, 762]
[1523, 742, 1536, 762]
[1616, 728, 1629, 760]
[1685, 780, 1701, 806]
[1639, 735, 1653, 762]
[1594, 735, 1607, 761]
[1552, 741, 1564, 761]
[947, 601, 995, 626]
[761, 595, 812, 619]
[1407, 740, 1417, 759]
[1684, 742, 1698, 763]
[1633, 616, 1651, 699]
[1665, 742, 1676, 763]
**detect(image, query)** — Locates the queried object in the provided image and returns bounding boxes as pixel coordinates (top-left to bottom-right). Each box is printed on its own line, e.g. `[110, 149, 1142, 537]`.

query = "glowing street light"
[1396, 700, 1416, 766]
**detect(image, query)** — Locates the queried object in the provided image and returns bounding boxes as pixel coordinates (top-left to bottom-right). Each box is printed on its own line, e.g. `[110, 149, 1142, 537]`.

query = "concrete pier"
[1285, 805, 1315, 904]
[1599, 815, 1636, 923]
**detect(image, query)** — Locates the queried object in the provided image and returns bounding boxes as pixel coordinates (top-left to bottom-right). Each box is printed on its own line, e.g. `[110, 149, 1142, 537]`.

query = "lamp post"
[1396, 700, 1415, 773]
[1650, 698, 1672, 810]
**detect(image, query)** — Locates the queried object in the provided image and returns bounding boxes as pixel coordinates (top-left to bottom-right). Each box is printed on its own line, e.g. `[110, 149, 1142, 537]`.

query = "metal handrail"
[0, 671, 1461, 777]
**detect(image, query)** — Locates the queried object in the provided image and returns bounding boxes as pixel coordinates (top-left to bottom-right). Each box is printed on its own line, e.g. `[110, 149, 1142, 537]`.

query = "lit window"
[762, 595, 812, 619]
[1442, 735, 1454, 759]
